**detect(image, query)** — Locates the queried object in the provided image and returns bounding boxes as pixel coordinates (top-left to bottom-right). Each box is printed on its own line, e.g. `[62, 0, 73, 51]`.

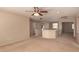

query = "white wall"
[0, 11, 30, 46]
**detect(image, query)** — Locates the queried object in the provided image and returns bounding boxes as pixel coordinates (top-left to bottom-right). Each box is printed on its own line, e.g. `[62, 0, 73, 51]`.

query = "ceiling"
[0, 7, 79, 19]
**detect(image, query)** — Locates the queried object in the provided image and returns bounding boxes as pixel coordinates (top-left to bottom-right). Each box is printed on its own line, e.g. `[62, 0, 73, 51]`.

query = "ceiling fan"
[25, 7, 48, 16]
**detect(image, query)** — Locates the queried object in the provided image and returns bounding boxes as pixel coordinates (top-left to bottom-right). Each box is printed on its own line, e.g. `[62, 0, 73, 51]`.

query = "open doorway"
[62, 22, 74, 37]
[30, 19, 44, 37]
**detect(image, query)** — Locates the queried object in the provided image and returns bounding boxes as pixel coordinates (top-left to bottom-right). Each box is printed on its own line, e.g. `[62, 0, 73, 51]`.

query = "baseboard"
[0, 39, 26, 47]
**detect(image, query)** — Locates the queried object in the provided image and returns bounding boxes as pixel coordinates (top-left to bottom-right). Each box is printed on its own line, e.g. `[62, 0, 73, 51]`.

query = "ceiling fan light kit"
[32, 12, 43, 16]
[25, 7, 48, 16]
[32, 7, 43, 16]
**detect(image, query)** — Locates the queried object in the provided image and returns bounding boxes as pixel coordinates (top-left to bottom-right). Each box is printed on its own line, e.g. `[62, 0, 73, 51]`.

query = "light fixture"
[32, 7, 43, 16]
[32, 12, 43, 16]
[25, 7, 48, 16]
[33, 13, 39, 16]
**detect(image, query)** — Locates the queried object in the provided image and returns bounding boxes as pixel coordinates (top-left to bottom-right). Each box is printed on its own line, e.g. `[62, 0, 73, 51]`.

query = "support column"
[58, 21, 62, 36]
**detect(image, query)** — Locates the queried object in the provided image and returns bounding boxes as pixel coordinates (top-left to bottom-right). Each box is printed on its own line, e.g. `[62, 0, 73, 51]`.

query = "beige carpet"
[0, 34, 79, 52]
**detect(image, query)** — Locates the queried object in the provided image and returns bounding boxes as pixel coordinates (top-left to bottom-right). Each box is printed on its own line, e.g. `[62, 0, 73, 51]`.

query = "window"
[72, 24, 74, 29]
[52, 23, 58, 29]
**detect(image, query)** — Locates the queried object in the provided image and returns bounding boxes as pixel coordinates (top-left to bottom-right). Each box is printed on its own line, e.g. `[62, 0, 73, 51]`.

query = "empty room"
[0, 7, 79, 51]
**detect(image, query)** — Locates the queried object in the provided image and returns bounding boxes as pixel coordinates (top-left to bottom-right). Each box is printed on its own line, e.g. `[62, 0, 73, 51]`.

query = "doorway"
[30, 19, 43, 37]
[62, 22, 74, 37]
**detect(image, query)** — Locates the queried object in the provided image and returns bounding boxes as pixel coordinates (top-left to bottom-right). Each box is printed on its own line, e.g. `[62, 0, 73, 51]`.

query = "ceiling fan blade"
[34, 7, 48, 13]
[40, 11, 48, 13]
